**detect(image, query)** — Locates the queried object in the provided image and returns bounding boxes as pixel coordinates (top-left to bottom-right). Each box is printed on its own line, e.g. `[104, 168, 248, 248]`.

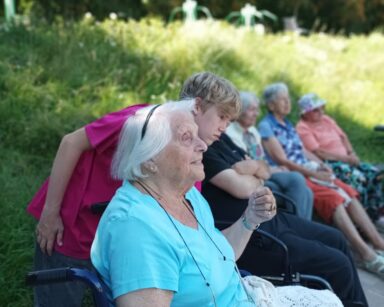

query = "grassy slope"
[0, 18, 383, 306]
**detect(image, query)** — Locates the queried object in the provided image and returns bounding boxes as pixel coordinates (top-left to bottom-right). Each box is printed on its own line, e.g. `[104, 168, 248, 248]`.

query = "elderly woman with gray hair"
[225, 91, 313, 220]
[258, 82, 384, 280]
[91, 102, 342, 306]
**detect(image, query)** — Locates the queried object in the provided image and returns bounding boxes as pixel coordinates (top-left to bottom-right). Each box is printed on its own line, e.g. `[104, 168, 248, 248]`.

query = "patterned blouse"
[258, 113, 308, 166]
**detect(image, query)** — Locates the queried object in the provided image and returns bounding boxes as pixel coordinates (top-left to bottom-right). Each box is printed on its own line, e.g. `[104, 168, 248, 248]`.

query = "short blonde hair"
[179, 71, 241, 119]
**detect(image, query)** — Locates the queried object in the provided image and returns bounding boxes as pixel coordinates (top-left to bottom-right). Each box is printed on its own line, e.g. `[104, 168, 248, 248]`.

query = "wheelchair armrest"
[255, 229, 292, 283]
[299, 273, 333, 291]
[260, 272, 333, 291]
[216, 220, 293, 283]
[26, 267, 109, 307]
[26, 267, 72, 285]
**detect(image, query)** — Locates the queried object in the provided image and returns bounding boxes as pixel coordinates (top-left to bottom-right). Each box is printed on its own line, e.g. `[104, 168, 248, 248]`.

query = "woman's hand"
[346, 153, 360, 166]
[243, 186, 276, 228]
[36, 208, 64, 256]
[270, 165, 289, 173]
[312, 170, 334, 183]
[318, 162, 332, 173]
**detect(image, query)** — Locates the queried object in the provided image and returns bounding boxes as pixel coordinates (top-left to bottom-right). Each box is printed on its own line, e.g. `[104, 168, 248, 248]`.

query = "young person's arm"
[231, 159, 271, 180]
[36, 128, 91, 255]
[203, 142, 276, 260]
[210, 169, 264, 199]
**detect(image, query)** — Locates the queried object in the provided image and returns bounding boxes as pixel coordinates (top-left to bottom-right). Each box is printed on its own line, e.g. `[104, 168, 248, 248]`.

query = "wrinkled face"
[269, 91, 291, 117]
[194, 104, 232, 145]
[238, 101, 260, 129]
[155, 113, 207, 186]
[303, 105, 325, 122]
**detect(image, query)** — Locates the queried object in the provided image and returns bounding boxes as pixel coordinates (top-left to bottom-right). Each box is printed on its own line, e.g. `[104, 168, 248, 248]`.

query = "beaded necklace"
[136, 180, 255, 306]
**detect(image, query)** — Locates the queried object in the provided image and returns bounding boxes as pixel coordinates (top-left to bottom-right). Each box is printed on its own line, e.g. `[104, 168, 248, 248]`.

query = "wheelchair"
[26, 193, 364, 306]
[26, 267, 109, 307]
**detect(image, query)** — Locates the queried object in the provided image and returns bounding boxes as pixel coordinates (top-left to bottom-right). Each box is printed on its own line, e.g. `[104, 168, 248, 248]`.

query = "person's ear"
[193, 97, 203, 116]
[142, 161, 158, 174]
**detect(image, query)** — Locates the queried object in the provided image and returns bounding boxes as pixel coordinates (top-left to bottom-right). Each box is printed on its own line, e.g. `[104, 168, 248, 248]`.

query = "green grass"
[1, 17, 384, 306]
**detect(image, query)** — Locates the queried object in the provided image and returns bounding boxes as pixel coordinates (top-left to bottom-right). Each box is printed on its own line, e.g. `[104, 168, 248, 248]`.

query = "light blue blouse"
[91, 181, 250, 306]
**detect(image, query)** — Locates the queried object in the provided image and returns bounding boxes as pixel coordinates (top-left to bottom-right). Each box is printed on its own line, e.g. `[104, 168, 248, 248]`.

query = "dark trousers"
[33, 243, 95, 307]
[237, 213, 368, 306]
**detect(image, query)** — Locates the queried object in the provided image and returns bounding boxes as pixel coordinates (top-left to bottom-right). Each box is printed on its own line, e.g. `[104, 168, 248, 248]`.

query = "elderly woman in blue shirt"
[91, 102, 342, 306]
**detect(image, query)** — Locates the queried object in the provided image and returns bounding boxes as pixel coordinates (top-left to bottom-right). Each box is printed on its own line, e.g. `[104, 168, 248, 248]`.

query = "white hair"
[111, 99, 196, 181]
[239, 91, 260, 115]
[262, 82, 289, 105]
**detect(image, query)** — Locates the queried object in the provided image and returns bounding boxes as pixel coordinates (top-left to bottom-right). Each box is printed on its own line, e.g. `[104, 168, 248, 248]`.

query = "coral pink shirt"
[296, 115, 348, 156]
[27, 104, 147, 259]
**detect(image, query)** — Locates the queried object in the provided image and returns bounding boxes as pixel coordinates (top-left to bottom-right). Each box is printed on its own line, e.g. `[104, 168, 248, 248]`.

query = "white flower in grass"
[84, 12, 93, 20]
[109, 13, 118, 20]
[254, 24, 265, 35]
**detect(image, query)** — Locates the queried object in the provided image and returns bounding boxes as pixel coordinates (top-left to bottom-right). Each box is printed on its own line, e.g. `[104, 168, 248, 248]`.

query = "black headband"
[141, 104, 161, 140]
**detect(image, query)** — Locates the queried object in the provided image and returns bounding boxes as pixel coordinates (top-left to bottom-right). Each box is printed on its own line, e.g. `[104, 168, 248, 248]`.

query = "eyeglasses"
[141, 104, 161, 140]
[312, 106, 325, 113]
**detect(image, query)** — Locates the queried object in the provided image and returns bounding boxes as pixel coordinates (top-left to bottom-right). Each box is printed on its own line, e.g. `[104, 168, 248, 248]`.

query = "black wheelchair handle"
[25, 267, 71, 285]
[90, 202, 109, 215]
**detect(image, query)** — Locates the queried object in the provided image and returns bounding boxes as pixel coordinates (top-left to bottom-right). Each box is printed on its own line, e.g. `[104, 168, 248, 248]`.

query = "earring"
[147, 161, 157, 173]
[142, 162, 156, 174]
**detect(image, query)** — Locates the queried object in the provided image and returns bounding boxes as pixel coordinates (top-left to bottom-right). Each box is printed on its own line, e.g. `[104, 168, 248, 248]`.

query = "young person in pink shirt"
[28, 72, 240, 306]
[296, 93, 384, 231]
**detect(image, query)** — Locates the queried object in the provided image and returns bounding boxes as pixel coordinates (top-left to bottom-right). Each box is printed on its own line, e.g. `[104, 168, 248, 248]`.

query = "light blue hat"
[298, 93, 326, 115]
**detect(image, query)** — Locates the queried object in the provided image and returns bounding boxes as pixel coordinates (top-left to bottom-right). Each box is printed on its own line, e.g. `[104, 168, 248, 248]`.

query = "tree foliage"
[4, 0, 384, 33]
